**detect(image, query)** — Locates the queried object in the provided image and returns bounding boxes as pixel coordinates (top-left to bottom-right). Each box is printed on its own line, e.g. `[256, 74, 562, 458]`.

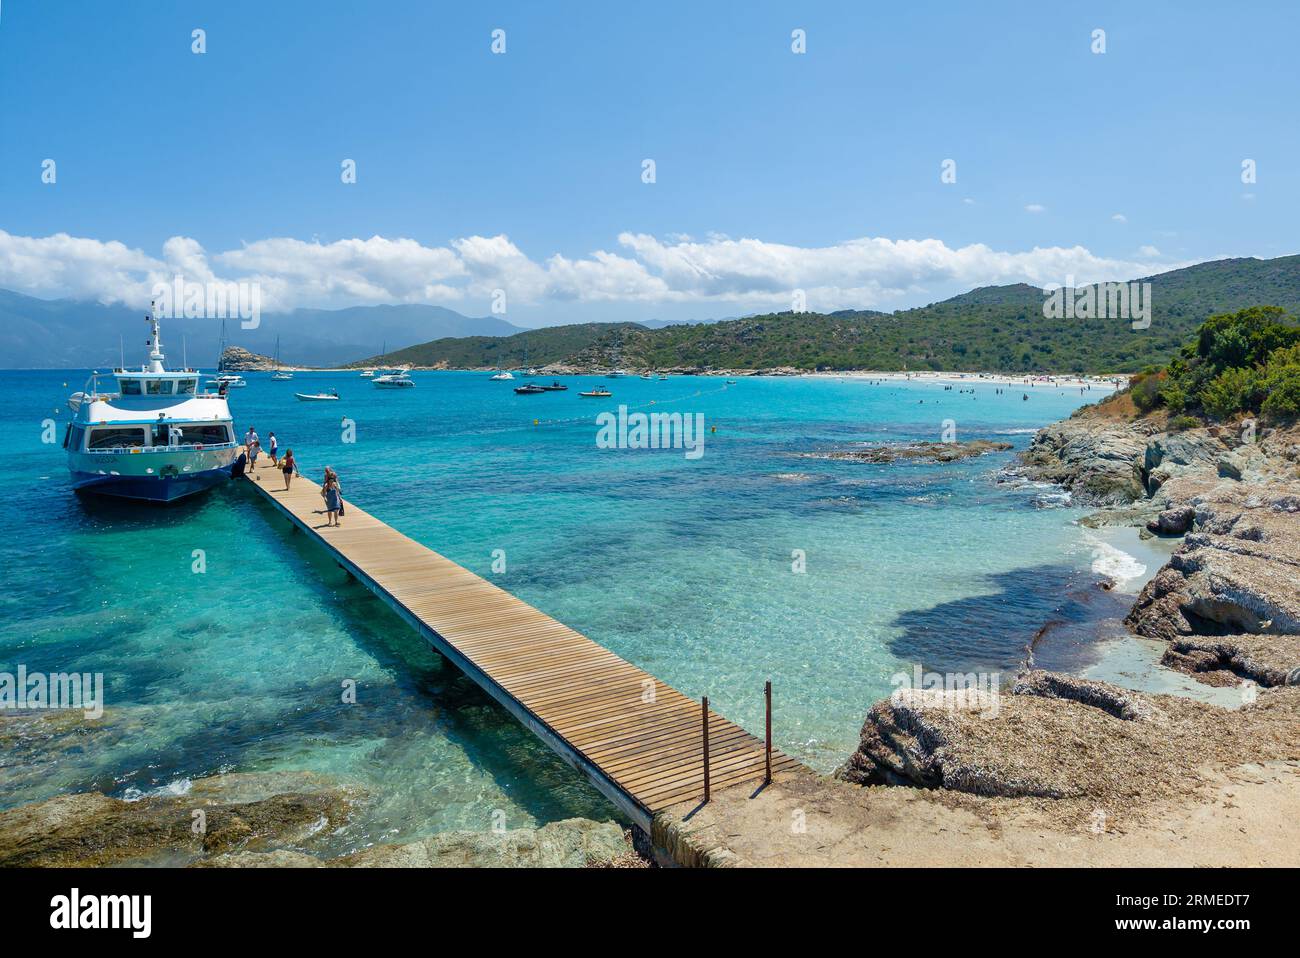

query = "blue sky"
[1, 0, 1296, 326]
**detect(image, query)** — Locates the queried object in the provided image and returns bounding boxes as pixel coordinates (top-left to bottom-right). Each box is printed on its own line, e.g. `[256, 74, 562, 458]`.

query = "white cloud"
[0, 227, 1196, 316]
[1111, 213, 1127, 223]
[1025, 203, 1046, 214]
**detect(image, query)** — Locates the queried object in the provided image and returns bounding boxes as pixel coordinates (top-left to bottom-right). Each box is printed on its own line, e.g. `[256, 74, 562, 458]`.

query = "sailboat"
[205, 319, 246, 388]
[271, 336, 293, 380]
[606, 330, 628, 377]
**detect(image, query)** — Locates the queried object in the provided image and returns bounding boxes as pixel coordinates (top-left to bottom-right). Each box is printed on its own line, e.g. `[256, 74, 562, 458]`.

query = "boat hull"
[71, 464, 233, 502]
[68, 446, 238, 502]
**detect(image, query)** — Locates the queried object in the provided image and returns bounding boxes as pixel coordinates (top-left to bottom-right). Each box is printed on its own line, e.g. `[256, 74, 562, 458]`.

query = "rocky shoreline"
[0, 737, 641, 868]
[836, 400, 1300, 817]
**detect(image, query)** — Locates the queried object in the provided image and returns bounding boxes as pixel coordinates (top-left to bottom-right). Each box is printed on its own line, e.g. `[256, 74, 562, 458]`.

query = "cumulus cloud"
[0, 227, 1194, 316]
[1025, 203, 1046, 214]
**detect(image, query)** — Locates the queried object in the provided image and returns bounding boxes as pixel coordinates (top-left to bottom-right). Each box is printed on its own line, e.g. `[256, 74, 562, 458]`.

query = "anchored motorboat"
[540, 381, 568, 391]
[296, 390, 340, 401]
[373, 367, 416, 388]
[579, 386, 612, 398]
[64, 306, 238, 502]
[513, 383, 547, 395]
[206, 373, 247, 389]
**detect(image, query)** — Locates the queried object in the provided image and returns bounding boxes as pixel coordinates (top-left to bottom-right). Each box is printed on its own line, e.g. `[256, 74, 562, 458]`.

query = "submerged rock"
[335, 818, 631, 868]
[800, 439, 1012, 465]
[0, 771, 359, 867]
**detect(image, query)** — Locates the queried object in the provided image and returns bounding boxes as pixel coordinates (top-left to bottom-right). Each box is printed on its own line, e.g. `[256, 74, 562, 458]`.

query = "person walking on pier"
[267, 431, 279, 467]
[244, 426, 260, 471]
[322, 467, 343, 526]
[281, 449, 297, 490]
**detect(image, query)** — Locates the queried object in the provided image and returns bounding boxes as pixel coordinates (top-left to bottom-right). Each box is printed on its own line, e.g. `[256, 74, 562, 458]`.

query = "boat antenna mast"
[146, 300, 166, 373]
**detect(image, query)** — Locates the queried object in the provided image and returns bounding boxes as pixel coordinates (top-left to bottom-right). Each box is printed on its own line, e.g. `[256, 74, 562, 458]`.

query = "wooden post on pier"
[702, 696, 711, 803]
[764, 680, 772, 786]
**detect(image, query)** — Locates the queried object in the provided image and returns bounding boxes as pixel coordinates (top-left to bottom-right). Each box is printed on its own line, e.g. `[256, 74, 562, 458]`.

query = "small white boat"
[489, 371, 515, 381]
[296, 390, 340, 402]
[607, 369, 629, 378]
[359, 369, 375, 378]
[206, 373, 247, 388]
[579, 386, 612, 398]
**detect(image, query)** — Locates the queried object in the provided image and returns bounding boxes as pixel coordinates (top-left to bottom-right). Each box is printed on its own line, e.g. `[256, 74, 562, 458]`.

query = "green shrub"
[1261, 363, 1300, 420]
[1159, 383, 1187, 413]
[1168, 414, 1201, 431]
[1129, 370, 1167, 412]
[1201, 366, 1261, 420]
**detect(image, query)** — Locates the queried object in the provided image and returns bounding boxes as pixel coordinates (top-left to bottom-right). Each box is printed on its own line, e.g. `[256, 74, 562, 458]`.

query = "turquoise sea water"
[0, 370, 1124, 848]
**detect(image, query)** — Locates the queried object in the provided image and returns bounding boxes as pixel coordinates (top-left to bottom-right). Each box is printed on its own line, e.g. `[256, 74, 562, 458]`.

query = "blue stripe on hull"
[71, 467, 233, 502]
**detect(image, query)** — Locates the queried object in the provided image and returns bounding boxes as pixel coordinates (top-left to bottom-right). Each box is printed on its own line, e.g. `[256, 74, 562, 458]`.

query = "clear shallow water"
[1, 369, 1122, 847]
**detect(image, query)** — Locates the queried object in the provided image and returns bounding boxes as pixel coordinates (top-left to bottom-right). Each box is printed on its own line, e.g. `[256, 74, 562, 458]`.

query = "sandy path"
[659, 761, 1300, 867]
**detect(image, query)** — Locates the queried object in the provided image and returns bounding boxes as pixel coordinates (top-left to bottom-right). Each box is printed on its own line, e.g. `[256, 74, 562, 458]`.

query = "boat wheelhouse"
[64, 308, 238, 502]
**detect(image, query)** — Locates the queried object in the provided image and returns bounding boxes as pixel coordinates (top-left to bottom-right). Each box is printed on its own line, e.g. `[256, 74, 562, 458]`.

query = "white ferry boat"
[64, 308, 239, 502]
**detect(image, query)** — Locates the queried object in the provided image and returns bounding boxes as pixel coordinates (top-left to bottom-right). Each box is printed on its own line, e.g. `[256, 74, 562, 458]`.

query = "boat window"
[177, 379, 196, 395]
[87, 426, 147, 450]
[174, 423, 232, 445]
[146, 380, 163, 395]
[120, 379, 142, 395]
[68, 426, 85, 451]
[152, 424, 170, 446]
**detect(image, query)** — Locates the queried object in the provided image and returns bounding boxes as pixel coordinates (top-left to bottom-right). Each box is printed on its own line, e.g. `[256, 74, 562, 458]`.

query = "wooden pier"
[240, 460, 800, 831]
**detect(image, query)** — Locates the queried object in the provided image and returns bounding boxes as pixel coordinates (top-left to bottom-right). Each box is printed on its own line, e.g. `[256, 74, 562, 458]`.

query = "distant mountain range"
[6, 254, 1299, 372]
[0, 292, 521, 368]
[347, 255, 1300, 374]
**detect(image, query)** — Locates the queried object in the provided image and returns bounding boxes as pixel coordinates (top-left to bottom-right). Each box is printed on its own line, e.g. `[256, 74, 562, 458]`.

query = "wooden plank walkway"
[239, 458, 800, 830]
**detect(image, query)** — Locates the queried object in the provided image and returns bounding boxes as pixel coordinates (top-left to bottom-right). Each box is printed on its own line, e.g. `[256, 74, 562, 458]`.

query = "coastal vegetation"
[1123, 305, 1300, 422]
[352, 322, 640, 370]
[353, 255, 1300, 375]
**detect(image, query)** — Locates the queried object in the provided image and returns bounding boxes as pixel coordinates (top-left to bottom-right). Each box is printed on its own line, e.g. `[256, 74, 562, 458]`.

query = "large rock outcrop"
[1015, 416, 1155, 504]
[836, 672, 1300, 804]
[1125, 481, 1300, 654]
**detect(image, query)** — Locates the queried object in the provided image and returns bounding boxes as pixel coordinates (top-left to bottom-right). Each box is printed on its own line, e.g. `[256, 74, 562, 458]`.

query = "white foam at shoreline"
[1087, 537, 1147, 585]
